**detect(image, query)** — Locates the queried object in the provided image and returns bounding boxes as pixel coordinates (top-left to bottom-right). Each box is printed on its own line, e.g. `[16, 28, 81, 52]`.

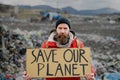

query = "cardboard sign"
[26, 48, 92, 78]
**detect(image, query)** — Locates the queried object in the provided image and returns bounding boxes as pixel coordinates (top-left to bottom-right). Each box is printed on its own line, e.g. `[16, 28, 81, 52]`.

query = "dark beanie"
[55, 17, 71, 29]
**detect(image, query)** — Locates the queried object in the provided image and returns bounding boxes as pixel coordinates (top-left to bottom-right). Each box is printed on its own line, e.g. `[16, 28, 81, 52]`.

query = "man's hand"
[85, 73, 95, 80]
[23, 71, 31, 80]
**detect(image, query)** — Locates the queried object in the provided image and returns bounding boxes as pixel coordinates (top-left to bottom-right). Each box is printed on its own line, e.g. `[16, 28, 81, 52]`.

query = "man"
[24, 17, 94, 80]
[41, 17, 84, 48]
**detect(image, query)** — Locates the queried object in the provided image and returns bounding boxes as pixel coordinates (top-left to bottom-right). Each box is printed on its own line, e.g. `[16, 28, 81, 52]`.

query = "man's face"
[56, 23, 70, 35]
[56, 23, 70, 45]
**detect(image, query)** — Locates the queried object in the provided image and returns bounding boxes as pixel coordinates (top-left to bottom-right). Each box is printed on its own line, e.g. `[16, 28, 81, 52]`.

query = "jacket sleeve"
[41, 40, 47, 48]
[91, 65, 95, 77]
[76, 38, 85, 48]
[79, 41, 84, 48]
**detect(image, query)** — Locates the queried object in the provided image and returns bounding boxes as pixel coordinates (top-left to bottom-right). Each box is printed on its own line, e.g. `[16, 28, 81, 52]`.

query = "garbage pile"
[0, 25, 47, 80]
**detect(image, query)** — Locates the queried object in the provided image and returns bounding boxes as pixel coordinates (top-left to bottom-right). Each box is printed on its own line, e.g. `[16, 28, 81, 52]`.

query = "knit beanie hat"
[55, 17, 71, 29]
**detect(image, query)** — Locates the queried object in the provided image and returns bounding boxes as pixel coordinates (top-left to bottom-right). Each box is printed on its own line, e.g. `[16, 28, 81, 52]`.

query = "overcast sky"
[0, 0, 120, 10]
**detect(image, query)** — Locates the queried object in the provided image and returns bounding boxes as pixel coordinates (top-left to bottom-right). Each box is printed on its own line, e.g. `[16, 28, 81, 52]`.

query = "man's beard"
[54, 33, 70, 45]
